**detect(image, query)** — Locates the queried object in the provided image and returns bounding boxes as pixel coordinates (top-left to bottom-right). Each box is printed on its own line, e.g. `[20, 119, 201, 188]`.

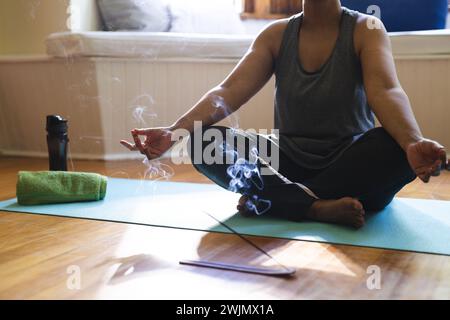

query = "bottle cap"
[46, 115, 68, 134]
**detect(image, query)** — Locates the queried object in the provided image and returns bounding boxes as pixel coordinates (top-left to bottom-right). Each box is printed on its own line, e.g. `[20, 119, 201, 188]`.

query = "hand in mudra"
[406, 139, 448, 183]
[120, 127, 175, 160]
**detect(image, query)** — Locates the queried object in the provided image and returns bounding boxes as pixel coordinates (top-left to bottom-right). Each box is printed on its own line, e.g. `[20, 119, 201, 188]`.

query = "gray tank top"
[274, 7, 375, 169]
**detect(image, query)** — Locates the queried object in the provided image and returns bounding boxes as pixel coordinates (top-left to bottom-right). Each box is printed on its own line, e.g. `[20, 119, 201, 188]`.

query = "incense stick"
[179, 259, 296, 277]
[178, 210, 296, 277]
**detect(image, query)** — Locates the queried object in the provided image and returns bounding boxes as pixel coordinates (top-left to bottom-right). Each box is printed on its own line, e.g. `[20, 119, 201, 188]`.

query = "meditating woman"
[121, 0, 448, 228]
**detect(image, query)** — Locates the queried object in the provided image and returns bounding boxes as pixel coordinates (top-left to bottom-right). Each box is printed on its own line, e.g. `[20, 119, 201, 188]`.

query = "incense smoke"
[130, 94, 174, 181]
[211, 95, 272, 215]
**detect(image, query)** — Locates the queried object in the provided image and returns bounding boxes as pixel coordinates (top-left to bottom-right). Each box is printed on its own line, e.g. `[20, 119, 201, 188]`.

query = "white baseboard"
[0, 150, 50, 159]
[0, 149, 191, 163]
[0, 149, 141, 161]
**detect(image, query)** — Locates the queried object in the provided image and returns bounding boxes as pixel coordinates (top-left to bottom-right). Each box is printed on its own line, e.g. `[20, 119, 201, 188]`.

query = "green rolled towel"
[17, 171, 108, 205]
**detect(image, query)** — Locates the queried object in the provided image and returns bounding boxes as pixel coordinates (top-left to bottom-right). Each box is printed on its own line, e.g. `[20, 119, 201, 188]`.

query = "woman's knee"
[365, 127, 416, 180]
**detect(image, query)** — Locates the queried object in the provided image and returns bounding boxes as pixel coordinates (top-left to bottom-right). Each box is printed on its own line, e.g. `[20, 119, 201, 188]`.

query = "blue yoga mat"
[0, 178, 449, 256]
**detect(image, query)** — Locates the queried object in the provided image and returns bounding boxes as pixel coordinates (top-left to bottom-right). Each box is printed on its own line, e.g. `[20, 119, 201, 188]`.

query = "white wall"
[0, 0, 69, 55]
[70, 0, 101, 32]
[0, 0, 101, 55]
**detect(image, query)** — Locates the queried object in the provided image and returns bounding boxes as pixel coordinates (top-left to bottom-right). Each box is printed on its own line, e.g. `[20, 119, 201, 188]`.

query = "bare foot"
[307, 197, 365, 229]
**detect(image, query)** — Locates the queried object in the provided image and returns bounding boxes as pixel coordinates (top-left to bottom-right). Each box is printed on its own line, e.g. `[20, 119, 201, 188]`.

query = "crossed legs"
[188, 126, 416, 228]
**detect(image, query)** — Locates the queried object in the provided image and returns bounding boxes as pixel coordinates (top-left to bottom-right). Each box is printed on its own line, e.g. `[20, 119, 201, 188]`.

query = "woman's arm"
[121, 21, 286, 159]
[356, 16, 422, 151]
[356, 16, 448, 182]
[170, 22, 283, 133]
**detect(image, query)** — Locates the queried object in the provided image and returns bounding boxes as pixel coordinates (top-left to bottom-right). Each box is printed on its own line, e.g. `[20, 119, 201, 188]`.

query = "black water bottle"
[46, 115, 69, 171]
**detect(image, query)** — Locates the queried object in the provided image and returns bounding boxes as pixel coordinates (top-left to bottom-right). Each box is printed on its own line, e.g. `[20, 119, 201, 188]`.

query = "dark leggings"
[188, 126, 416, 221]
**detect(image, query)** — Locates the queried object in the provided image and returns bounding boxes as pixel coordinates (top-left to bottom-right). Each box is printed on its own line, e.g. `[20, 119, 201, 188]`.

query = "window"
[241, 0, 302, 19]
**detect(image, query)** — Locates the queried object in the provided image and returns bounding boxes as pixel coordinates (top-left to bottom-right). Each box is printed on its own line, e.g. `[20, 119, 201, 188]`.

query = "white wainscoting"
[0, 55, 449, 160]
[0, 56, 274, 159]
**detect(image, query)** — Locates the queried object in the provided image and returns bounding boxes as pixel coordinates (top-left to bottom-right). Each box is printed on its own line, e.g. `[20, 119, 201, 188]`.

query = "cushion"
[168, 0, 245, 35]
[97, 0, 171, 32]
[46, 31, 255, 59]
[46, 29, 450, 59]
[341, 0, 448, 32]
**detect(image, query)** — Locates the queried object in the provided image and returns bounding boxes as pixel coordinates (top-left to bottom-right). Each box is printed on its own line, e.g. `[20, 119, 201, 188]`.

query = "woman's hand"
[120, 127, 175, 160]
[406, 139, 448, 183]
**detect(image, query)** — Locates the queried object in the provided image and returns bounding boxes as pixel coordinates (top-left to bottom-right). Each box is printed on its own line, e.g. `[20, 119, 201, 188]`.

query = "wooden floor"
[0, 156, 449, 299]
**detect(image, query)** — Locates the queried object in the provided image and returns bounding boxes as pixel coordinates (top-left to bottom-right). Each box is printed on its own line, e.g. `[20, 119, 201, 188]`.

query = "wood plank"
[0, 156, 449, 299]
